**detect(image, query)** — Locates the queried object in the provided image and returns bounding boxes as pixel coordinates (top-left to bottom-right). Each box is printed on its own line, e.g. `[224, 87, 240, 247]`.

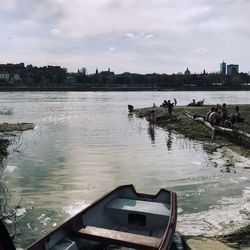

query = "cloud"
[190, 48, 208, 54]
[125, 32, 154, 40]
[1, 0, 17, 12]
[0, 0, 250, 73]
[125, 33, 135, 38]
[51, 28, 62, 37]
[145, 34, 154, 39]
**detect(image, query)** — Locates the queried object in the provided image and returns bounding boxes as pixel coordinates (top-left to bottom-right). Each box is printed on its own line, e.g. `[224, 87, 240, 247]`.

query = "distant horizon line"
[1, 61, 249, 75]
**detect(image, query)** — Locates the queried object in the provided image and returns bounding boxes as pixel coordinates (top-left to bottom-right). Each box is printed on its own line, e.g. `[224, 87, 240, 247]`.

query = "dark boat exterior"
[2, 184, 177, 250]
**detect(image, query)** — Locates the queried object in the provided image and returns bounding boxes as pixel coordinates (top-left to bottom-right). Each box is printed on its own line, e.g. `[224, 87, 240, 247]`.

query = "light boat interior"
[28, 185, 176, 250]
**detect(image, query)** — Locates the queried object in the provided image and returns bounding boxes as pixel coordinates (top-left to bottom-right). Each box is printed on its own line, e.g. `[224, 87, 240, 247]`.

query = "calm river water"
[1, 91, 250, 248]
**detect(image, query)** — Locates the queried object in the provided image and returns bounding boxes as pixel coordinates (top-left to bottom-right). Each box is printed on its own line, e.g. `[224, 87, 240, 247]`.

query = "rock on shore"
[184, 237, 235, 250]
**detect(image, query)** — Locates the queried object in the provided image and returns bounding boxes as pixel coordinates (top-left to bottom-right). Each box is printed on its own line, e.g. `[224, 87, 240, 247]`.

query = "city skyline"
[0, 1, 249, 74]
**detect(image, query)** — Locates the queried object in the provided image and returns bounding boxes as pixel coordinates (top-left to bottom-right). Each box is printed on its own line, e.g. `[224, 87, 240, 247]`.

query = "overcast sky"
[0, 0, 249, 74]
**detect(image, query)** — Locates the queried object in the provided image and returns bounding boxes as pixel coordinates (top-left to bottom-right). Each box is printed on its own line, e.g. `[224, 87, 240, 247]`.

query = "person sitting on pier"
[208, 108, 221, 126]
[205, 107, 215, 121]
[232, 106, 244, 123]
[196, 99, 204, 106]
[221, 103, 228, 121]
[187, 99, 196, 106]
[219, 103, 233, 128]
[128, 105, 134, 113]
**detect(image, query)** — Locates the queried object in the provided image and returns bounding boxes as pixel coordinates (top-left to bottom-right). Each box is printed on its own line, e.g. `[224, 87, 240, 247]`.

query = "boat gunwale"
[26, 184, 177, 250]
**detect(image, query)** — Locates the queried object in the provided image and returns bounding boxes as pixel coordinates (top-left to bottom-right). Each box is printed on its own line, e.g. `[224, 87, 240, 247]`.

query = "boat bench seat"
[105, 198, 170, 229]
[74, 225, 160, 250]
[106, 198, 170, 216]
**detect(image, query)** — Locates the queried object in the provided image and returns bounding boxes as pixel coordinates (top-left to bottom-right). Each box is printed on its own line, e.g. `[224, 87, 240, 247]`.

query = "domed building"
[184, 67, 191, 76]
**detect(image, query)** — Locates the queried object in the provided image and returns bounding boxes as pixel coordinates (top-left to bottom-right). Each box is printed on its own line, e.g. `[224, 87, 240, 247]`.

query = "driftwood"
[185, 113, 250, 145]
[185, 113, 216, 139]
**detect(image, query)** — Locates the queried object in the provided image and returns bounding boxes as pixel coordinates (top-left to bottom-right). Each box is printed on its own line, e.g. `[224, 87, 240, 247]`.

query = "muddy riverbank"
[134, 105, 250, 155]
[0, 123, 35, 133]
[0, 122, 35, 166]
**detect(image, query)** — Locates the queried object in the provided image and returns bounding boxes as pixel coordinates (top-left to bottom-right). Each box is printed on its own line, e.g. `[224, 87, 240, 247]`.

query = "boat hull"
[24, 185, 177, 250]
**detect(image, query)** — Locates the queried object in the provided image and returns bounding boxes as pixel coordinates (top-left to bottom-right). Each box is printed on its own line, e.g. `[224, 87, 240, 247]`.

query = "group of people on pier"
[129, 99, 245, 128]
[187, 99, 204, 107]
[205, 103, 244, 127]
[161, 98, 177, 116]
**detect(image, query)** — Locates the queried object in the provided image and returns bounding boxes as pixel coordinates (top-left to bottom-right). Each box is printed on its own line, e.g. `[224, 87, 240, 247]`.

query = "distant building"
[0, 63, 67, 84]
[10, 73, 22, 83]
[227, 64, 239, 76]
[202, 69, 208, 75]
[184, 68, 191, 76]
[220, 61, 226, 75]
[0, 73, 10, 81]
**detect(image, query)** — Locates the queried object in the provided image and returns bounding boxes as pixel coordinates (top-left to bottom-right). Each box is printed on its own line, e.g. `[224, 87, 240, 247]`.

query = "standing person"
[147, 110, 156, 124]
[161, 100, 168, 108]
[167, 100, 174, 116]
[221, 103, 228, 121]
[174, 98, 177, 106]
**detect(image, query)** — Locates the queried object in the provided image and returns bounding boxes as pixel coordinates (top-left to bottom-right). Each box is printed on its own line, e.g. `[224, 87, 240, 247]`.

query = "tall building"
[220, 61, 226, 75]
[227, 64, 239, 76]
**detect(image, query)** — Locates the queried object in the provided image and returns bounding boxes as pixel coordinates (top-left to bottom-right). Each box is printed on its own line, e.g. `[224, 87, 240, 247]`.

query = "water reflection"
[166, 131, 173, 151]
[2, 91, 250, 247]
[147, 124, 155, 144]
[127, 113, 134, 121]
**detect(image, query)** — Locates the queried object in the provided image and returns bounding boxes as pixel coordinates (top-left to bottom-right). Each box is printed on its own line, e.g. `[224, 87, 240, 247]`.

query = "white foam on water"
[4, 165, 17, 173]
[63, 202, 89, 217]
[191, 161, 202, 165]
[4, 219, 13, 224]
[177, 186, 250, 236]
[37, 213, 51, 226]
[37, 213, 52, 226]
[210, 147, 250, 167]
[177, 207, 183, 213]
[16, 207, 26, 217]
[37, 214, 45, 221]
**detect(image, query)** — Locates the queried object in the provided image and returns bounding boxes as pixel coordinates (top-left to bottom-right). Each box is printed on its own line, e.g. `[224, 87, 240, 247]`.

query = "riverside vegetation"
[0, 107, 35, 240]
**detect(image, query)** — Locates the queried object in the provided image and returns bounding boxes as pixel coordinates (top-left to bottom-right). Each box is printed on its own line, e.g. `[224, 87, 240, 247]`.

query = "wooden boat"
[5, 184, 176, 250]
